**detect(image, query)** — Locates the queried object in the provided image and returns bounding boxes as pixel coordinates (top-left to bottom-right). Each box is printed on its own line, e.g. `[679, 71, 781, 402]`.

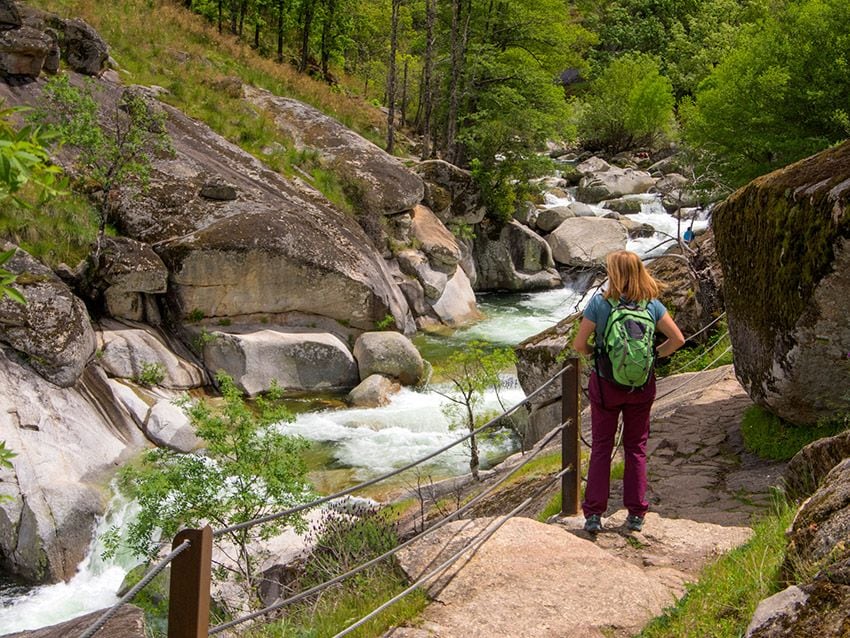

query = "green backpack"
[601, 298, 656, 389]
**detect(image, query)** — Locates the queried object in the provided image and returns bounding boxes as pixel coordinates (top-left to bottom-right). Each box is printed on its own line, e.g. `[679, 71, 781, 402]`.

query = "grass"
[656, 320, 733, 377]
[638, 494, 796, 638]
[29, 0, 386, 212]
[740, 405, 849, 461]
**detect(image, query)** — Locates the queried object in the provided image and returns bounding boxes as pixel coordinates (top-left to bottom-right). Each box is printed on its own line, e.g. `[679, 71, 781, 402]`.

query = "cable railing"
[78, 359, 582, 638]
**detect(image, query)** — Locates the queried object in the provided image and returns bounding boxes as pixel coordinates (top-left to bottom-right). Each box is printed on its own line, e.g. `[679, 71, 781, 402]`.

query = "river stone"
[353, 332, 424, 386]
[347, 373, 401, 407]
[146, 398, 200, 452]
[0, 78, 416, 335]
[97, 319, 206, 389]
[568, 201, 597, 217]
[2, 604, 146, 637]
[410, 204, 463, 272]
[577, 166, 657, 204]
[712, 140, 850, 425]
[0, 351, 142, 583]
[785, 430, 850, 500]
[536, 206, 575, 233]
[429, 267, 482, 327]
[472, 220, 561, 292]
[414, 159, 486, 225]
[546, 217, 628, 268]
[0, 244, 95, 387]
[202, 329, 359, 396]
[243, 85, 423, 217]
[514, 201, 539, 228]
[0, 24, 50, 76]
[576, 156, 611, 175]
[601, 196, 643, 215]
[619, 218, 655, 238]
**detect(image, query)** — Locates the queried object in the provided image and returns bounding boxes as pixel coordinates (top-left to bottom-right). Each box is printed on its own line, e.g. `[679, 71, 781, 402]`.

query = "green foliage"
[434, 341, 516, 478]
[186, 308, 205, 323]
[104, 372, 312, 603]
[32, 75, 173, 243]
[638, 494, 795, 638]
[740, 406, 848, 461]
[0, 249, 25, 306]
[655, 320, 732, 377]
[575, 52, 675, 152]
[684, 0, 850, 184]
[0, 440, 16, 505]
[134, 362, 166, 387]
[374, 313, 395, 331]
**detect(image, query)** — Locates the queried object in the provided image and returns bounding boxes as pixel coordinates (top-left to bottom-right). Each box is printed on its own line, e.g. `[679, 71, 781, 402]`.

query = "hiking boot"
[584, 514, 603, 534]
[626, 514, 644, 532]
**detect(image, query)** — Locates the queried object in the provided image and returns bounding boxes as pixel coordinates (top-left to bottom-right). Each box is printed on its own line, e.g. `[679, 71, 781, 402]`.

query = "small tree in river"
[433, 341, 516, 480]
[103, 372, 313, 606]
[32, 74, 172, 260]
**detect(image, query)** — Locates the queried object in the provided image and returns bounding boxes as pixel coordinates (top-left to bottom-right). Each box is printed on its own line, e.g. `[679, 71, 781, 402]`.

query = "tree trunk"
[230, 0, 239, 35]
[239, 0, 248, 36]
[421, 0, 435, 159]
[467, 404, 479, 480]
[254, 19, 261, 48]
[299, 0, 316, 73]
[320, 0, 337, 82]
[277, 0, 285, 62]
[446, 0, 462, 160]
[218, 0, 223, 33]
[386, 0, 401, 154]
[400, 56, 409, 128]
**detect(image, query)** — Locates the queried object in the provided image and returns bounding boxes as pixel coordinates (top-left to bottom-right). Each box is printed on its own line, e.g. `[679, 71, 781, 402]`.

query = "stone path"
[387, 365, 787, 637]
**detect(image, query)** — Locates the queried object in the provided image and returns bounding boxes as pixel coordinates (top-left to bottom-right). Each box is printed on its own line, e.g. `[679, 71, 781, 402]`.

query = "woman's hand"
[656, 312, 686, 358]
[572, 317, 596, 356]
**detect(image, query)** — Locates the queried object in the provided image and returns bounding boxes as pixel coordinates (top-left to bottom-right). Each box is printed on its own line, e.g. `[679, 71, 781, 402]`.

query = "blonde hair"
[604, 250, 665, 302]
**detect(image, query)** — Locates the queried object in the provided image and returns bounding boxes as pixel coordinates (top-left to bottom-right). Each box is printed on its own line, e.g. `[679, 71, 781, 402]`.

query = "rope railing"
[654, 345, 733, 402]
[77, 539, 192, 638]
[208, 420, 571, 635]
[331, 466, 572, 638]
[212, 363, 570, 539]
[666, 329, 729, 376]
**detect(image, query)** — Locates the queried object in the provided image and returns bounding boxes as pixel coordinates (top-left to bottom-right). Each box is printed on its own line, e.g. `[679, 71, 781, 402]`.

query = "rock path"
[388, 365, 786, 637]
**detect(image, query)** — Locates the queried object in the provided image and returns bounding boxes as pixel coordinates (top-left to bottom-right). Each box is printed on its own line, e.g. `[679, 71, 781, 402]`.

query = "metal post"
[561, 358, 581, 516]
[168, 526, 212, 638]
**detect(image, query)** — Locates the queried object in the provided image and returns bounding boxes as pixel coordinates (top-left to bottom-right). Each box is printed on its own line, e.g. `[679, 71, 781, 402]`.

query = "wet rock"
[347, 373, 401, 407]
[429, 267, 481, 327]
[546, 217, 628, 268]
[3, 604, 146, 637]
[601, 196, 643, 215]
[353, 331, 425, 386]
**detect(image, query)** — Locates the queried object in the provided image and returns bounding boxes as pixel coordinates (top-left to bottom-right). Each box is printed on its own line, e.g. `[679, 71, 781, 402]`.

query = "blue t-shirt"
[583, 293, 667, 346]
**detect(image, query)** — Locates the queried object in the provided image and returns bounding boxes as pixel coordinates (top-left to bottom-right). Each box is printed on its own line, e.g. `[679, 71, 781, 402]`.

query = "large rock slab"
[546, 217, 628, 268]
[0, 77, 416, 335]
[785, 430, 850, 500]
[409, 204, 462, 272]
[91, 237, 168, 322]
[576, 159, 657, 203]
[713, 140, 850, 425]
[0, 350, 142, 583]
[428, 267, 481, 327]
[395, 517, 676, 638]
[0, 24, 51, 76]
[202, 328, 359, 396]
[414, 159, 485, 225]
[3, 604, 146, 638]
[473, 220, 562, 291]
[97, 319, 206, 389]
[0, 244, 95, 387]
[243, 85, 423, 217]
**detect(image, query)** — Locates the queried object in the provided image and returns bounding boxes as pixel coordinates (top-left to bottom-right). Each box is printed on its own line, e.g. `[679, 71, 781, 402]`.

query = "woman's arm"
[572, 317, 597, 356]
[656, 313, 686, 358]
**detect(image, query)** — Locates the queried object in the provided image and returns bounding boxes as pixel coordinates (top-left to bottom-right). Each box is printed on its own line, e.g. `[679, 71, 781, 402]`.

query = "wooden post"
[561, 358, 581, 516]
[168, 526, 212, 638]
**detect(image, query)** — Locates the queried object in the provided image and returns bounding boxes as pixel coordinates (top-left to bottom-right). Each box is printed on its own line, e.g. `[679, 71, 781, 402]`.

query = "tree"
[386, 0, 401, 153]
[33, 75, 172, 261]
[684, 0, 850, 184]
[575, 52, 675, 152]
[103, 372, 313, 605]
[433, 341, 516, 479]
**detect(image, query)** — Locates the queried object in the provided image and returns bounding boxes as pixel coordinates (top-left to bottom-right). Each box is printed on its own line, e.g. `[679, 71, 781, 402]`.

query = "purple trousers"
[582, 370, 656, 518]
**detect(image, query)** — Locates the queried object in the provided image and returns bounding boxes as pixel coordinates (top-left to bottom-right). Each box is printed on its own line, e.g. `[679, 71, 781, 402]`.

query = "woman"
[572, 250, 685, 534]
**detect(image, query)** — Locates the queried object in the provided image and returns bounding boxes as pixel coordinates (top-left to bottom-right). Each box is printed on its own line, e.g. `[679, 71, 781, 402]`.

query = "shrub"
[134, 361, 165, 387]
[575, 52, 675, 152]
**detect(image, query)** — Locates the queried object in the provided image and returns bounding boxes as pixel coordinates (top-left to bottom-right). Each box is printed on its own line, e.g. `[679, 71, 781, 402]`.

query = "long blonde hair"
[604, 250, 665, 302]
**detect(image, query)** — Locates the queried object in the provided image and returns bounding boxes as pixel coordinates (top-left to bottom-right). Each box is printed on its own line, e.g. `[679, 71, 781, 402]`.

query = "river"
[0, 185, 710, 633]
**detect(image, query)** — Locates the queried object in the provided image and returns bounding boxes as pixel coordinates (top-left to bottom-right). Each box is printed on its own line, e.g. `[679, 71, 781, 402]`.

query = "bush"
[134, 361, 166, 387]
[575, 52, 675, 152]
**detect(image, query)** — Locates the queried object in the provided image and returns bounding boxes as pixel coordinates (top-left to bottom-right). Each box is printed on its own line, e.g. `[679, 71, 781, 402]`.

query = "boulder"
[353, 332, 425, 385]
[3, 605, 146, 638]
[243, 85, 424, 217]
[58, 18, 109, 75]
[712, 140, 850, 425]
[546, 217, 628, 268]
[785, 430, 850, 500]
[146, 397, 201, 452]
[513, 201, 539, 228]
[744, 586, 810, 638]
[92, 237, 168, 322]
[429, 267, 482, 327]
[97, 319, 206, 389]
[414, 159, 486, 225]
[397, 249, 448, 301]
[567, 202, 598, 217]
[601, 196, 643, 215]
[0, 25, 51, 76]
[410, 204, 463, 272]
[0, 244, 95, 387]
[576, 156, 611, 175]
[536, 206, 575, 233]
[347, 374, 401, 407]
[0, 0, 22, 29]
[199, 177, 238, 201]
[0, 351, 142, 583]
[472, 220, 562, 292]
[577, 165, 657, 204]
[201, 328, 359, 396]
[619, 218, 655, 239]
